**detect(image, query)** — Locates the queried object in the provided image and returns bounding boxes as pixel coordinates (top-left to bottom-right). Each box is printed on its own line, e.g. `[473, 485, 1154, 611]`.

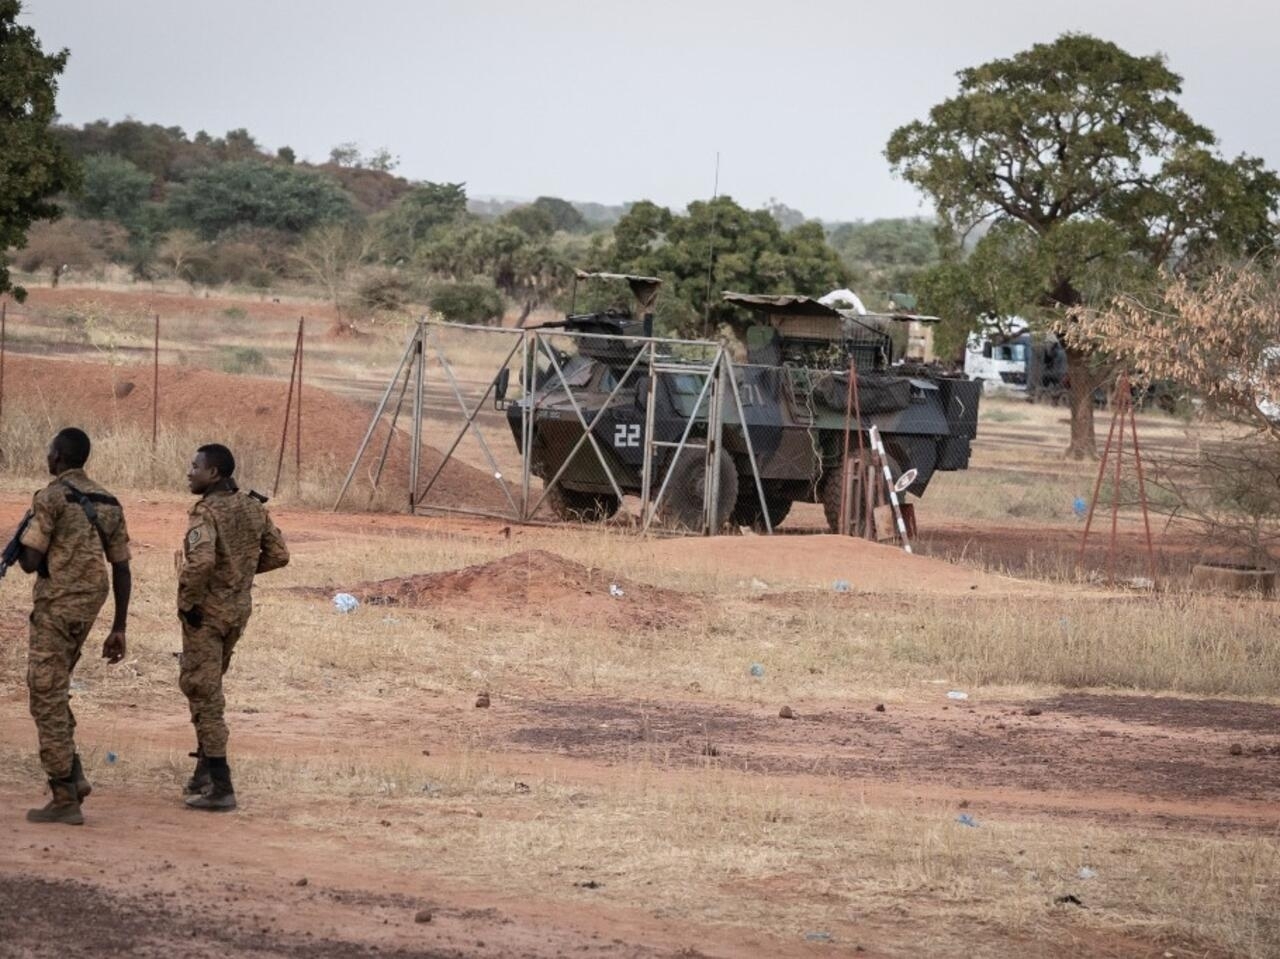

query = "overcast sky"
[23, 0, 1280, 222]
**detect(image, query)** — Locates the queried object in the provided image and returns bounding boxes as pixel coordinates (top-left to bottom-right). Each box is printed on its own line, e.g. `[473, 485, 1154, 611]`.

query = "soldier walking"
[177, 444, 288, 811]
[15, 428, 131, 826]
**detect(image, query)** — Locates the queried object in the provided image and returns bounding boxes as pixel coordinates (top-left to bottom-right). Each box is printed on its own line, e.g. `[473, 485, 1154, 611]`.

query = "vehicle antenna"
[701, 151, 720, 338]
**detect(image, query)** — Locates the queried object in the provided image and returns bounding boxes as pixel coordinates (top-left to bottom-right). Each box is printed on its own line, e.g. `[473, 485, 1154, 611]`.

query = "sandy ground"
[1, 494, 1277, 957]
[0, 300, 1275, 956]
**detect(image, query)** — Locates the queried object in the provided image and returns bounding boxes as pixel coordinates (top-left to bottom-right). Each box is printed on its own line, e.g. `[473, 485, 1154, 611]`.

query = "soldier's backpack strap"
[59, 481, 118, 558]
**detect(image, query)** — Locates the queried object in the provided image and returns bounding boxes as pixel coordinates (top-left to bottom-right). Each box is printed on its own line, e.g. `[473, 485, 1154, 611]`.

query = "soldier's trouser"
[178, 617, 247, 759]
[27, 608, 96, 779]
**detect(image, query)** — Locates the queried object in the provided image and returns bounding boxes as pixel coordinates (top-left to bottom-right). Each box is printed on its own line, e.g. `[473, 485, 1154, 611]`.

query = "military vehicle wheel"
[546, 486, 620, 523]
[731, 487, 792, 533]
[657, 449, 738, 532]
[821, 454, 880, 535]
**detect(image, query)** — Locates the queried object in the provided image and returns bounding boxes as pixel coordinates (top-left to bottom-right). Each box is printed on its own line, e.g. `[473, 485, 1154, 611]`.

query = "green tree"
[169, 160, 353, 238]
[329, 142, 360, 167]
[827, 218, 939, 273]
[420, 220, 567, 300]
[76, 153, 154, 227]
[607, 196, 847, 336]
[765, 198, 807, 231]
[501, 204, 555, 239]
[531, 196, 588, 233]
[0, 0, 78, 299]
[377, 181, 469, 261]
[886, 33, 1280, 458]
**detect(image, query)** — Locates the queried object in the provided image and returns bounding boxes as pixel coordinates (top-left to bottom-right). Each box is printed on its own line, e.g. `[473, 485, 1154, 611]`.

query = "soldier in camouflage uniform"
[178, 443, 289, 811]
[15, 428, 131, 826]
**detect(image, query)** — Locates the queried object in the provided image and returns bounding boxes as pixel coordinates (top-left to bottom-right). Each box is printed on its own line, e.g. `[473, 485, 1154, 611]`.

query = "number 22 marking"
[613, 424, 641, 448]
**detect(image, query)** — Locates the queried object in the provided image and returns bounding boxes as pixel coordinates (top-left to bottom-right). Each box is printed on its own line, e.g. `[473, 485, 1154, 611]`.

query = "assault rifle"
[0, 510, 34, 580]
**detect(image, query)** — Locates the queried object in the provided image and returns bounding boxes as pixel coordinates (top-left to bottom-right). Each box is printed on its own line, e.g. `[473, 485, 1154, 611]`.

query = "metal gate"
[334, 320, 772, 535]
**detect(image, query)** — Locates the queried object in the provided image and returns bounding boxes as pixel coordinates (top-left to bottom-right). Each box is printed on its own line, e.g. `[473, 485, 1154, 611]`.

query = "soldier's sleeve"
[104, 505, 132, 564]
[18, 486, 61, 554]
[177, 504, 217, 610]
[256, 511, 289, 574]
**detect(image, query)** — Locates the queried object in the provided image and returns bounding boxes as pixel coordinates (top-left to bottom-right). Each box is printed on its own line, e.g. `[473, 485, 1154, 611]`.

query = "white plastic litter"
[332, 592, 360, 613]
[946, 690, 969, 701]
[1077, 866, 1098, 880]
[833, 579, 851, 593]
[609, 583, 625, 598]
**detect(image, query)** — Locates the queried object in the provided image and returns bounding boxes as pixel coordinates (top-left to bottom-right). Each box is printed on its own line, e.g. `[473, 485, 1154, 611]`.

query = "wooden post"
[295, 317, 304, 490]
[0, 299, 6, 428]
[151, 313, 160, 450]
[273, 321, 303, 497]
[838, 357, 856, 534]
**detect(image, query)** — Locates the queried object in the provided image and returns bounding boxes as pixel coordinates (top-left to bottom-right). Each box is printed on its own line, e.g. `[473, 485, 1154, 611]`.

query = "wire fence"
[337, 321, 981, 539]
[0, 292, 396, 499]
[0, 293, 979, 536]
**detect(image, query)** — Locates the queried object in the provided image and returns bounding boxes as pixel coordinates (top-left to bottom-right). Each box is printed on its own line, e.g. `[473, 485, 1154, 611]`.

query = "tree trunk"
[1064, 345, 1103, 460]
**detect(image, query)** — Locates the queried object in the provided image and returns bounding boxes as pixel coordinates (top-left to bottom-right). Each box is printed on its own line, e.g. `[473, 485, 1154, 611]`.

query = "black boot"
[184, 755, 236, 811]
[184, 748, 210, 796]
[71, 754, 92, 802]
[26, 776, 84, 825]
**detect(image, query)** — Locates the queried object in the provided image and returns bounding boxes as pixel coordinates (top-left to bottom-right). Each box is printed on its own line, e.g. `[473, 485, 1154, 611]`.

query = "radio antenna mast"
[701, 151, 720, 337]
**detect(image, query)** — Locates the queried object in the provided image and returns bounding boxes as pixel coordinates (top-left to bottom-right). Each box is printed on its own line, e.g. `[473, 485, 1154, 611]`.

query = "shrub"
[428, 281, 504, 325]
[218, 346, 271, 375]
[356, 269, 419, 313]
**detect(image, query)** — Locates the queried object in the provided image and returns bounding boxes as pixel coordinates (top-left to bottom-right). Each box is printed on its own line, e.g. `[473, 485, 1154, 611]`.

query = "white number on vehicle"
[613, 424, 641, 448]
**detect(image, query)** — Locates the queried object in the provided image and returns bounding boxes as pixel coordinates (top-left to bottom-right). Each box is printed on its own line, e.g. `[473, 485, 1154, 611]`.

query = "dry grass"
[0, 396, 369, 509]
[0, 734, 1274, 957]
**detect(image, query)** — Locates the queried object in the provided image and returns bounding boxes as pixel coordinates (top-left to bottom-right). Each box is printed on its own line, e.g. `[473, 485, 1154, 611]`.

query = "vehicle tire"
[657, 448, 738, 532]
[545, 485, 620, 523]
[821, 452, 887, 535]
[730, 486, 792, 533]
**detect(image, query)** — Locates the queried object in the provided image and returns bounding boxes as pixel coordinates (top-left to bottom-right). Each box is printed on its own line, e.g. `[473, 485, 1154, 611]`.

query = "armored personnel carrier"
[502, 274, 979, 532]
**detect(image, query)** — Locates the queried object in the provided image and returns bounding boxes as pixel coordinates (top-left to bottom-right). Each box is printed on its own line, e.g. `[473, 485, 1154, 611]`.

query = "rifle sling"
[59, 481, 118, 559]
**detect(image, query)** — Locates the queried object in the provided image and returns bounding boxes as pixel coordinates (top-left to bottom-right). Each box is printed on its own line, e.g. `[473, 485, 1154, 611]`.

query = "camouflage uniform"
[177, 487, 288, 758]
[20, 469, 130, 780]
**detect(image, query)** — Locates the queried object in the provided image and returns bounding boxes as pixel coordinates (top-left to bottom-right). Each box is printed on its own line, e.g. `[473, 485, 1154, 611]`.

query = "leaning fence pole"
[1077, 383, 1123, 569]
[333, 326, 421, 510]
[838, 356, 857, 534]
[295, 317, 304, 488]
[0, 299, 6, 427]
[723, 354, 771, 534]
[272, 321, 303, 497]
[850, 371, 868, 538]
[1126, 382, 1158, 587]
[151, 313, 160, 450]
[1107, 379, 1129, 586]
[409, 322, 426, 510]
[367, 353, 416, 503]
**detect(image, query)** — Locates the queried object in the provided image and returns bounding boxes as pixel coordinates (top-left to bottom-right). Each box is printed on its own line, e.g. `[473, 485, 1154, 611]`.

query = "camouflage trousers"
[27, 606, 98, 779]
[178, 616, 247, 758]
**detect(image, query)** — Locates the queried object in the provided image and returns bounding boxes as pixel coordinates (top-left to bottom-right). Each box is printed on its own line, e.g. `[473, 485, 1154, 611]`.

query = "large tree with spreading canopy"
[886, 33, 1279, 458]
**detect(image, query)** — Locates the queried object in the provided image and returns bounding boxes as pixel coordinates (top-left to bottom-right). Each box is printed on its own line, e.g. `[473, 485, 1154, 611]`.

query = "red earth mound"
[343, 549, 695, 629]
[0, 353, 506, 511]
